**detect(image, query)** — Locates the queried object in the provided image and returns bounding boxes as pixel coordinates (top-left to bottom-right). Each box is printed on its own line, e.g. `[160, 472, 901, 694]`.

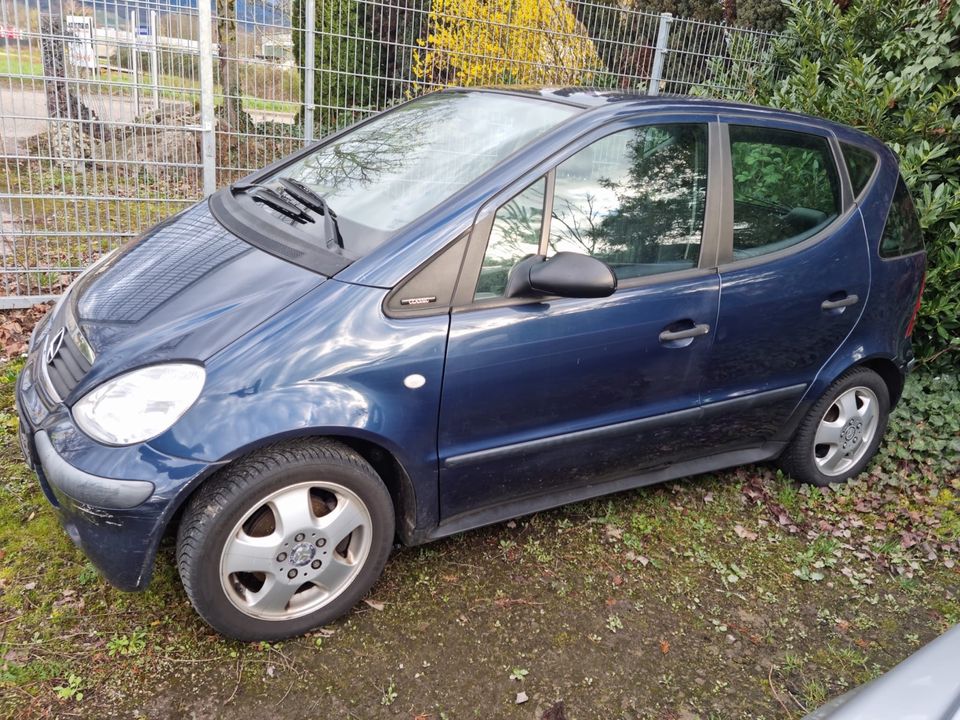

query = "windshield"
[210, 91, 578, 277]
[275, 92, 577, 250]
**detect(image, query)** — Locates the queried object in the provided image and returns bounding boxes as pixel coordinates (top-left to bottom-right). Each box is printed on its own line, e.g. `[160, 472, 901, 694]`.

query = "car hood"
[64, 201, 325, 397]
[803, 624, 960, 720]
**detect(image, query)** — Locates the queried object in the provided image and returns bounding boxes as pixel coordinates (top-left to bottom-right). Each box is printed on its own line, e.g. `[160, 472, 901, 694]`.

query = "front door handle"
[659, 323, 711, 343]
[821, 294, 859, 311]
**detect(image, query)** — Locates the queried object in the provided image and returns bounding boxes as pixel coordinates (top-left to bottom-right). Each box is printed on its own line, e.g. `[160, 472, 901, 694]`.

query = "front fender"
[149, 279, 451, 531]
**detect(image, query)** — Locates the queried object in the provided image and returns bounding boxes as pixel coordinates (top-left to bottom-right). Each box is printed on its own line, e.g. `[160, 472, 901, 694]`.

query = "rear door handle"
[659, 323, 711, 343]
[821, 294, 859, 311]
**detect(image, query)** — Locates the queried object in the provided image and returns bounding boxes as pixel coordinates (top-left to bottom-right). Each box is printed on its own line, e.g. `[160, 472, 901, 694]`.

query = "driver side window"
[550, 124, 707, 281]
[474, 123, 708, 301]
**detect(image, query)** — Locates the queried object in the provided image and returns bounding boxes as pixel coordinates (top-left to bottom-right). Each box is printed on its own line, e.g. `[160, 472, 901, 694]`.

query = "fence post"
[198, 0, 217, 196]
[647, 12, 673, 96]
[149, 10, 160, 110]
[129, 9, 141, 112]
[302, 0, 316, 145]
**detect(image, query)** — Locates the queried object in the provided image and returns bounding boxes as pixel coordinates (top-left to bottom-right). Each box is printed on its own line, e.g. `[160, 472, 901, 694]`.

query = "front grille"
[44, 329, 93, 400]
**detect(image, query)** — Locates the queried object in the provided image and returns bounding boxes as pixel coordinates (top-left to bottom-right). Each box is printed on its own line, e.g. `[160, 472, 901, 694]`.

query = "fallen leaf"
[733, 524, 758, 541]
[364, 599, 385, 611]
[612, 574, 623, 586]
[659, 639, 670, 654]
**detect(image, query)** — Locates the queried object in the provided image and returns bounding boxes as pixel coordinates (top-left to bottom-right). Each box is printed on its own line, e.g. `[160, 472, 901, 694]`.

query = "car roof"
[442, 86, 885, 150]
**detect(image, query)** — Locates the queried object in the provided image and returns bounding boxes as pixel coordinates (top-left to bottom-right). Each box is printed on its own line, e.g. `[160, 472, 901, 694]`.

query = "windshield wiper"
[232, 182, 314, 224]
[277, 177, 344, 249]
[278, 177, 326, 213]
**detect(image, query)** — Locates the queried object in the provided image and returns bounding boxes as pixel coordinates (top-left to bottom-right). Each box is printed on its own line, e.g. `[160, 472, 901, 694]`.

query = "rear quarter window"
[880, 177, 924, 258]
[840, 143, 878, 198]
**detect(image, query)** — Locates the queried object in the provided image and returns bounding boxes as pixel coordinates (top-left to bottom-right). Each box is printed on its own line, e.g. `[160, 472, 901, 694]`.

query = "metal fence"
[0, 0, 778, 306]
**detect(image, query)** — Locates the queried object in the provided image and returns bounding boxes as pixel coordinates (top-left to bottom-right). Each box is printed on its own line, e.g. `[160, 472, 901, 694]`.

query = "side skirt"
[420, 442, 786, 544]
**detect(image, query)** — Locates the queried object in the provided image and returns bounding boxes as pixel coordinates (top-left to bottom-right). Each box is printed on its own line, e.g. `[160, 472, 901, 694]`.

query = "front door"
[437, 121, 721, 520]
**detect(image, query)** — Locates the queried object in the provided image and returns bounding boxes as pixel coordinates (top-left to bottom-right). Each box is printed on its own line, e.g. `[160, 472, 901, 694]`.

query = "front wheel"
[177, 439, 395, 641]
[779, 367, 891, 487]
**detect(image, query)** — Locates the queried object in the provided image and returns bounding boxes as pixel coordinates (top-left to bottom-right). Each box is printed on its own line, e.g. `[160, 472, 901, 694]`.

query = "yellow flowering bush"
[412, 0, 603, 89]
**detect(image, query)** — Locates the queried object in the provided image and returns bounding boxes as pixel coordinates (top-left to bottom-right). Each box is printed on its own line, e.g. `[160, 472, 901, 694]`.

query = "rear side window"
[880, 178, 924, 258]
[841, 143, 878, 197]
[729, 125, 841, 260]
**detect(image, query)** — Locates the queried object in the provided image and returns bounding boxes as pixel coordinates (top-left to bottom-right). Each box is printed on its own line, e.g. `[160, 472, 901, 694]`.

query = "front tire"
[176, 439, 394, 641]
[779, 367, 890, 487]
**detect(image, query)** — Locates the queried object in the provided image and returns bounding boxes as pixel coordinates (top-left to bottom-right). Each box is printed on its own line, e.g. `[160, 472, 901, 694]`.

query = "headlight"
[73, 364, 205, 446]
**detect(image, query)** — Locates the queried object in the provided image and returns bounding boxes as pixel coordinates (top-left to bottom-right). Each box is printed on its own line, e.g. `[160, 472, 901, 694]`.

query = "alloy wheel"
[812, 385, 880, 477]
[218, 481, 372, 621]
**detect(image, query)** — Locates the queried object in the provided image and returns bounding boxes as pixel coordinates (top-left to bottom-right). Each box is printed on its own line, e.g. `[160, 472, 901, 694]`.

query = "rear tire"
[176, 439, 394, 641]
[779, 367, 890, 487]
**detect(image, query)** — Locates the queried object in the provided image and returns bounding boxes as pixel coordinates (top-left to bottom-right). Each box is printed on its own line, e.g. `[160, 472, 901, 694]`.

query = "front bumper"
[34, 430, 154, 508]
[15, 363, 216, 591]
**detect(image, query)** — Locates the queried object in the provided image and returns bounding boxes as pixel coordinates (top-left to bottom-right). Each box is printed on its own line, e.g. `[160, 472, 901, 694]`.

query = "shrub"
[701, 0, 960, 365]
[412, 0, 602, 88]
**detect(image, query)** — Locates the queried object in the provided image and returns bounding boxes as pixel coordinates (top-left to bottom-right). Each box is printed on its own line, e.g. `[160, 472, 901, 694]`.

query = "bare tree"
[216, 0, 255, 131]
[39, 14, 102, 137]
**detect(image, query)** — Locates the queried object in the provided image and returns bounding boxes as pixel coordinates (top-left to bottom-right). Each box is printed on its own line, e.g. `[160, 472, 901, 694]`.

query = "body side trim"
[442, 383, 806, 469]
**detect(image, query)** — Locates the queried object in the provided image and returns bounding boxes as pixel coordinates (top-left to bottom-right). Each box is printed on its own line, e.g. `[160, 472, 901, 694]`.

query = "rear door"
[699, 119, 869, 450]
[436, 118, 723, 520]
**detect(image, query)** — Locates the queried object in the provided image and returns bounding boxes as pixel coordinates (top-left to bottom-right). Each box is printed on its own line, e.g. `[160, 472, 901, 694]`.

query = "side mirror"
[504, 252, 617, 299]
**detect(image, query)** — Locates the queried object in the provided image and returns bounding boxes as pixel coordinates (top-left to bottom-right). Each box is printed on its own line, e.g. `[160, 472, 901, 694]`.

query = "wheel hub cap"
[813, 385, 879, 477]
[218, 480, 373, 621]
[289, 542, 316, 567]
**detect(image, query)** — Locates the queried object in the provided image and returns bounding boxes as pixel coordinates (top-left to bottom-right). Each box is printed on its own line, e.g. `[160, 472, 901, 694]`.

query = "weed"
[509, 667, 529, 681]
[380, 679, 397, 706]
[54, 673, 84, 702]
[107, 629, 147, 657]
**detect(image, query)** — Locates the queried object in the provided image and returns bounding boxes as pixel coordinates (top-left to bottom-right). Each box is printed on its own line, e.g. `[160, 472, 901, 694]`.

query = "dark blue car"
[15, 89, 925, 640]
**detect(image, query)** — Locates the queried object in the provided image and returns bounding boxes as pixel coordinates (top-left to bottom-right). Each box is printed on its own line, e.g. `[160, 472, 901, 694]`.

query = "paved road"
[0, 85, 140, 153]
[0, 85, 295, 154]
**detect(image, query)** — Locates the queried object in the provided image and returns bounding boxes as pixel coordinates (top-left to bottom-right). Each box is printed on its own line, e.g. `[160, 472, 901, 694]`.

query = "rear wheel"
[177, 439, 394, 641]
[780, 367, 890, 487]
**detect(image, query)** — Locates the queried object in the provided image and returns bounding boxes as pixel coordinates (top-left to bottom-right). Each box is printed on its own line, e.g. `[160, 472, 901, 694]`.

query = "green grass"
[0, 364, 957, 719]
[0, 49, 300, 113]
[0, 51, 43, 78]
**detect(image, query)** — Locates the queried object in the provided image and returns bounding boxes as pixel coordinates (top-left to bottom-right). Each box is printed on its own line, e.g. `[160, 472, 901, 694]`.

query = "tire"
[176, 439, 394, 641]
[779, 367, 890, 487]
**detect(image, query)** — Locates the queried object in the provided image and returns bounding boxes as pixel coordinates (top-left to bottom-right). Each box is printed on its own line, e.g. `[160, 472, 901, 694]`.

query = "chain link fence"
[0, 0, 778, 306]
